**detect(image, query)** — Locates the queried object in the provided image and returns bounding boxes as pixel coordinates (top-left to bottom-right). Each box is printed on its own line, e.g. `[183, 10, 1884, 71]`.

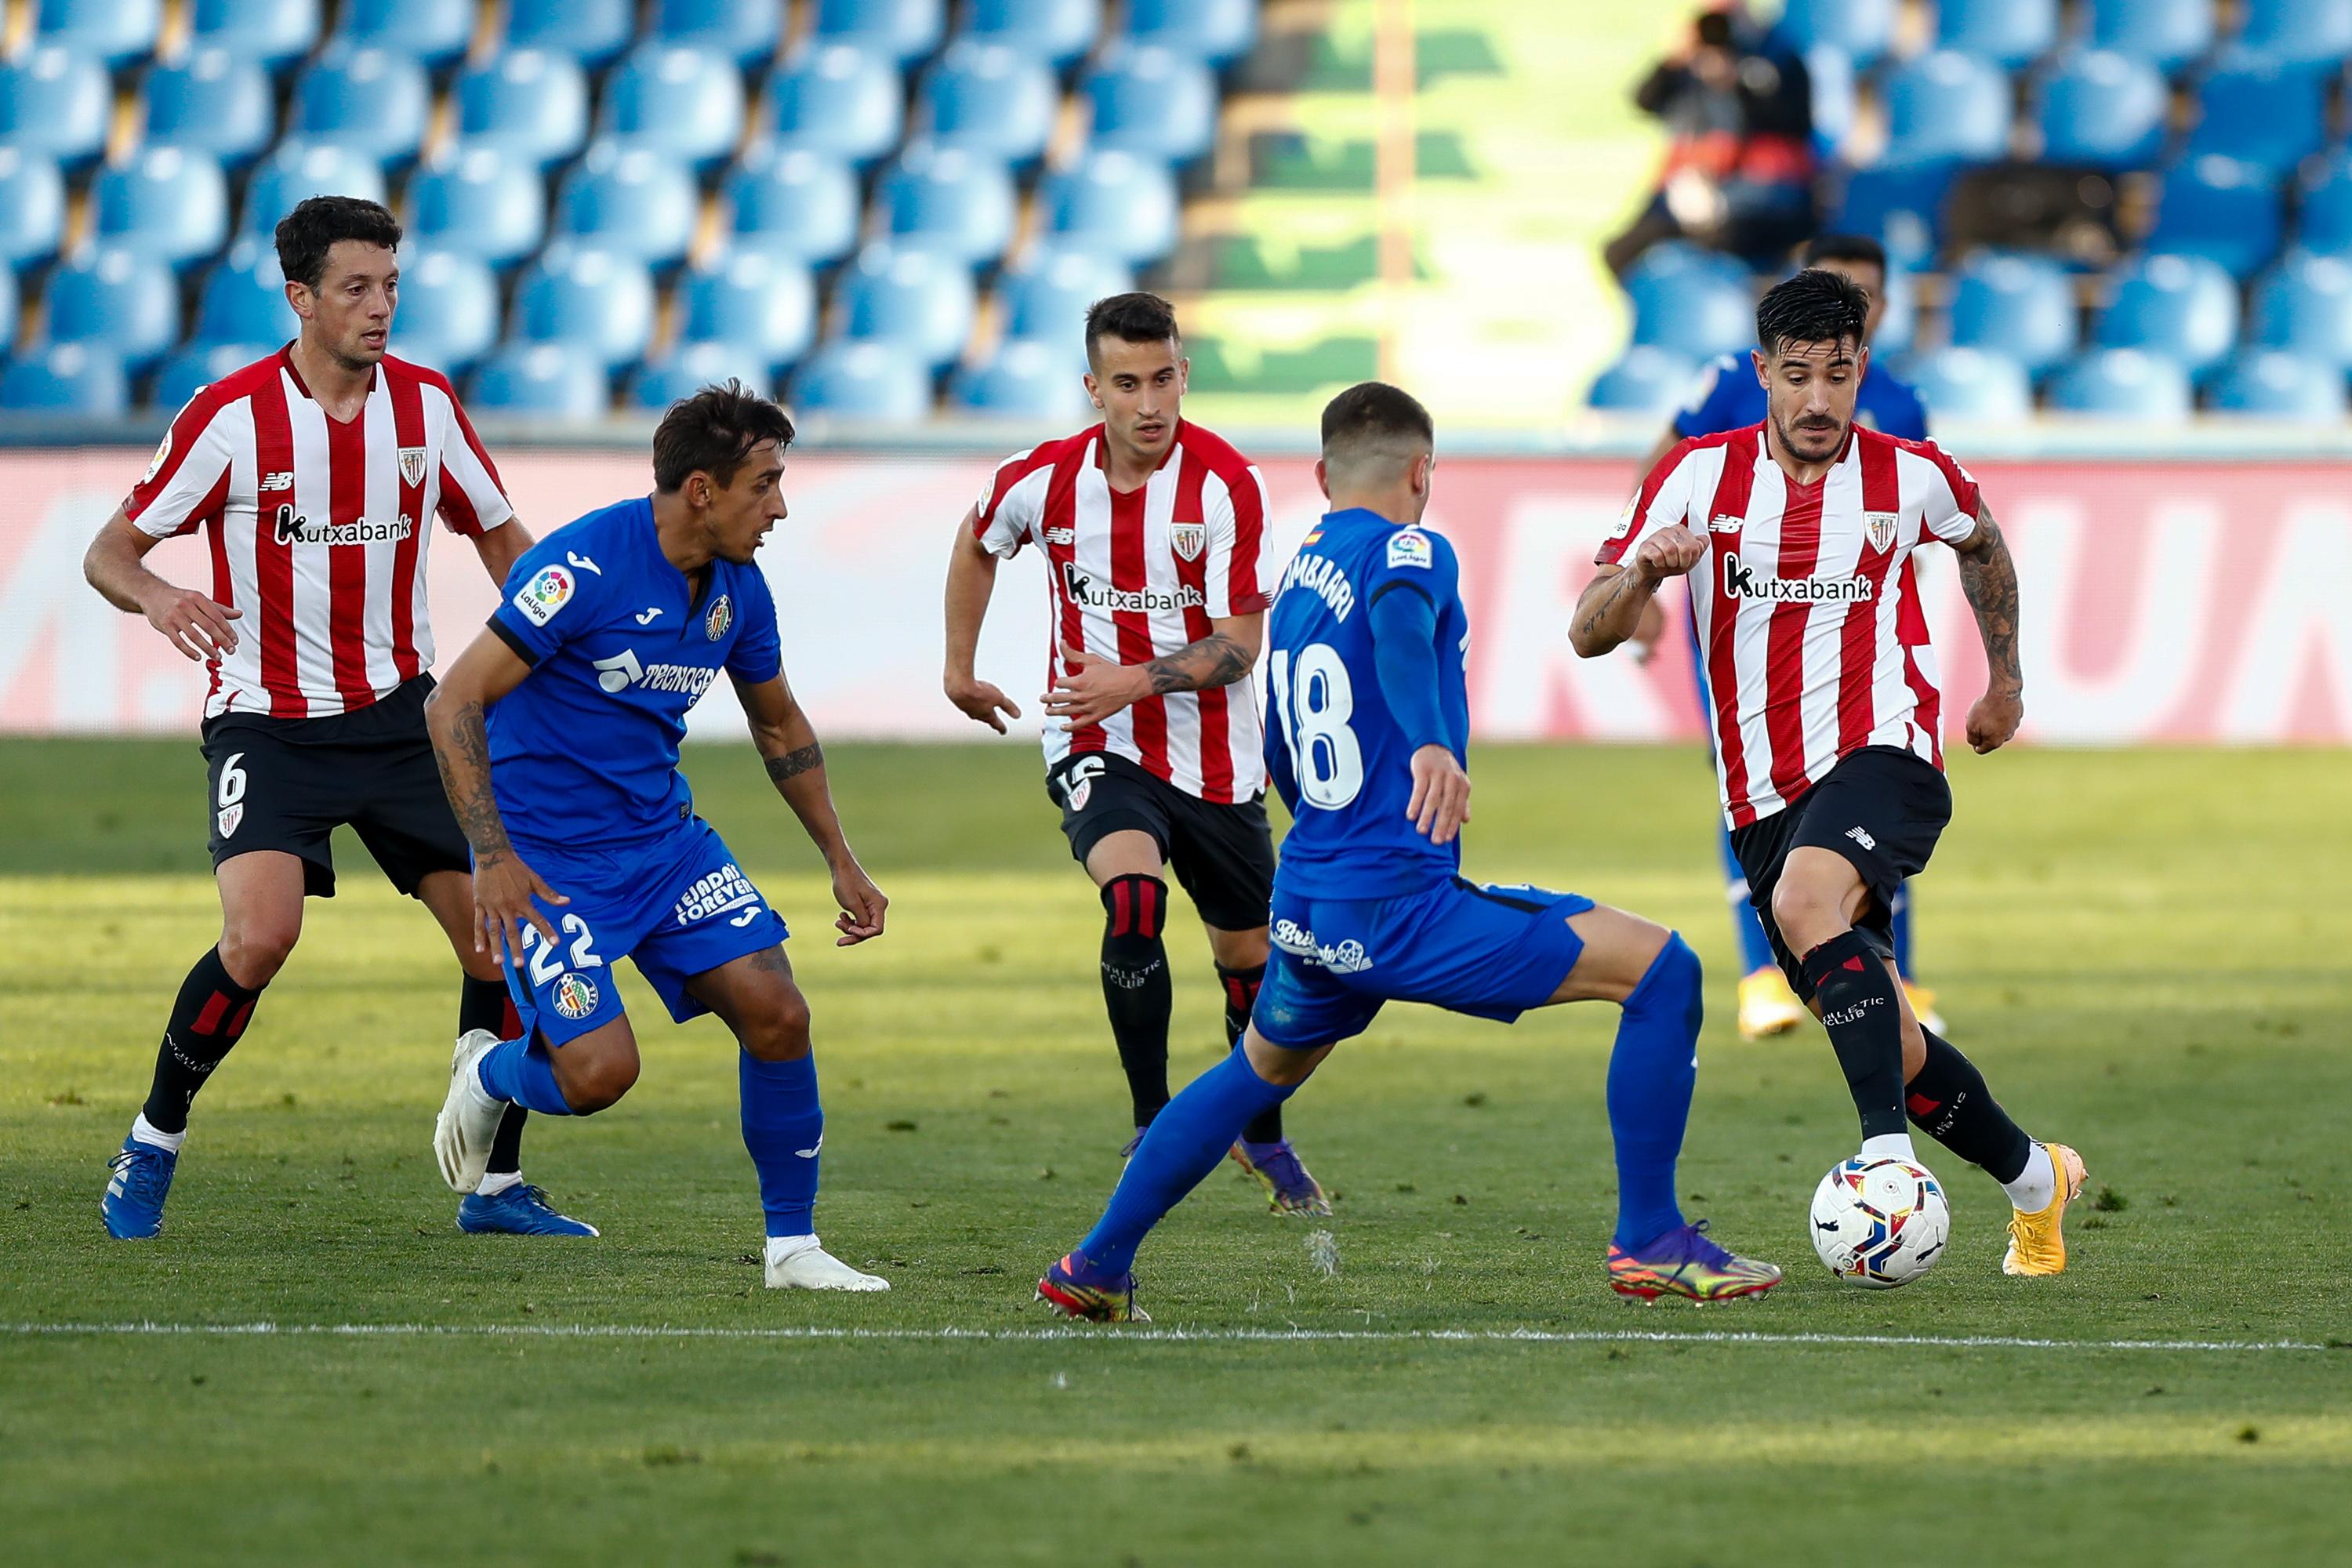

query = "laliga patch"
[513, 564, 575, 626]
[1609, 499, 1638, 540]
[552, 971, 600, 1021]
[216, 804, 243, 839]
[703, 593, 732, 642]
[1385, 528, 1434, 570]
[143, 427, 173, 484]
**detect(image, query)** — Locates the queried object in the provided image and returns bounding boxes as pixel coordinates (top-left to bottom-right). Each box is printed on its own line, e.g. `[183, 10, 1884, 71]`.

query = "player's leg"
[1688, 608, 1804, 1042]
[1770, 844, 1924, 1157]
[1889, 882, 1945, 1033]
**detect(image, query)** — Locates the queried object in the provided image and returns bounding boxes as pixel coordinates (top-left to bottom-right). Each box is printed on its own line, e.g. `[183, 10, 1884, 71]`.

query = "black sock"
[1100, 874, 1173, 1127]
[1906, 1029, 2032, 1183]
[1218, 961, 1282, 1145]
[460, 978, 529, 1179]
[1800, 930, 1907, 1139]
[141, 946, 264, 1134]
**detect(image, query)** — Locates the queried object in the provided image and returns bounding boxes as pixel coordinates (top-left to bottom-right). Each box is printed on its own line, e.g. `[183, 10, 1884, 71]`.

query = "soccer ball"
[1809, 1156, 1950, 1289]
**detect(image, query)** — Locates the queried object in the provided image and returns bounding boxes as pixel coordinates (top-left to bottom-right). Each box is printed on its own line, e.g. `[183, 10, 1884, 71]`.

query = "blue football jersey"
[485, 497, 782, 848]
[1671, 351, 1929, 441]
[1264, 507, 1471, 899]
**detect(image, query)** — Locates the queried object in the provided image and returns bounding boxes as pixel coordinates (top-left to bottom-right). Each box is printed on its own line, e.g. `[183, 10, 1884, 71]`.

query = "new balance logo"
[260, 470, 292, 492]
[1708, 513, 1745, 533]
[1846, 825, 1878, 851]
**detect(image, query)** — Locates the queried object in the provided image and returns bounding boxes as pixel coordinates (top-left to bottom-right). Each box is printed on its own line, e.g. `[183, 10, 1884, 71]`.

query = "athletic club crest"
[704, 593, 732, 641]
[1864, 510, 1899, 552]
[553, 971, 600, 1020]
[216, 804, 243, 839]
[397, 445, 427, 487]
[1168, 520, 1206, 562]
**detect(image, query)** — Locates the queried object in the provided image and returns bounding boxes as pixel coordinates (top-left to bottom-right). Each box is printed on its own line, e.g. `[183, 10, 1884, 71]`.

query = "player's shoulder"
[164, 347, 285, 426]
[995, 426, 1097, 477]
[1662, 421, 1762, 472]
[1377, 522, 1454, 575]
[1869, 426, 1980, 493]
[1172, 418, 1258, 478]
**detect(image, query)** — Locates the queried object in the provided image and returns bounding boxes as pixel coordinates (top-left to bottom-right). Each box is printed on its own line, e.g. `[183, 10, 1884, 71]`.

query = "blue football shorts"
[1252, 874, 1595, 1048]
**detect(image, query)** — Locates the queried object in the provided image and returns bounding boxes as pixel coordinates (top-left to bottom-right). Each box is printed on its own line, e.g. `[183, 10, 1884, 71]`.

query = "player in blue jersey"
[422, 383, 893, 1291]
[1037, 383, 1780, 1320]
[1628, 234, 1943, 1044]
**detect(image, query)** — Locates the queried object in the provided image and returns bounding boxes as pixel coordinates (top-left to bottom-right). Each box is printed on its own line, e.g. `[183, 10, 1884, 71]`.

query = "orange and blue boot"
[1036, 1250, 1150, 1323]
[1607, 1220, 1783, 1303]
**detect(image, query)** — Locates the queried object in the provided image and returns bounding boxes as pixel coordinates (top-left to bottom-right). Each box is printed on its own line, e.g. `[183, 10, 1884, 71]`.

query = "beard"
[1773, 411, 1848, 460]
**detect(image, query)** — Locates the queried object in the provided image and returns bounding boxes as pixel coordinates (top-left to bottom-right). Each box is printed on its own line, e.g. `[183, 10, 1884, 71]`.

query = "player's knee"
[219, 919, 299, 985]
[1768, 877, 1835, 947]
[1100, 873, 1170, 985]
[739, 989, 813, 1062]
[562, 1047, 639, 1112]
[1626, 931, 1703, 1029]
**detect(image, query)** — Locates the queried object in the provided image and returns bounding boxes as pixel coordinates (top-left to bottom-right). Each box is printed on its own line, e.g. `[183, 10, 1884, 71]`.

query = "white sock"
[129, 1114, 186, 1153]
[476, 1170, 523, 1198]
[2002, 1142, 2056, 1212]
[765, 1232, 818, 1258]
[1859, 1132, 1917, 1163]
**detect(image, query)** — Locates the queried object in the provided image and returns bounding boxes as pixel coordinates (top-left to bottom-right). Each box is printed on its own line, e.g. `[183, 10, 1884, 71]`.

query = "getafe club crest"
[553, 971, 600, 1020]
[1864, 510, 1899, 552]
[704, 593, 732, 641]
[397, 445, 428, 487]
[1168, 520, 1206, 561]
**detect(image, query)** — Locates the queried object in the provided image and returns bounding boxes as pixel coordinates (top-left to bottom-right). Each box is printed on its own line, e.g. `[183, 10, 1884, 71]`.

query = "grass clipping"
[1305, 1229, 1341, 1276]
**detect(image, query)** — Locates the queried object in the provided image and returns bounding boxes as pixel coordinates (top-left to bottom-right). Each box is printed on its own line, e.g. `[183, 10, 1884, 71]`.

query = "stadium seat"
[652, 0, 786, 68]
[1832, 159, 1958, 266]
[1123, 0, 1258, 70]
[292, 47, 432, 167]
[763, 45, 907, 169]
[1872, 263, 1918, 357]
[835, 242, 978, 370]
[0, 46, 112, 170]
[808, 0, 948, 67]
[1935, 0, 2057, 69]
[598, 45, 747, 171]
[2182, 52, 2328, 176]
[2082, 0, 2214, 72]
[556, 146, 699, 270]
[152, 339, 273, 409]
[923, 42, 1058, 168]
[678, 249, 818, 373]
[2146, 156, 2282, 278]
[43, 249, 180, 372]
[195, 242, 292, 345]
[789, 338, 933, 422]
[0, 341, 129, 415]
[1585, 346, 1701, 416]
[953, 338, 1090, 419]
[143, 49, 276, 169]
[333, 0, 474, 71]
[881, 144, 1018, 267]
[2296, 152, 2352, 256]
[504, 0, 637, 68]
[33, 0, 161, 69]
[390, 252, 501, 375]
[0, 263, 15, 344]
[959, 0, 1099, 71]
[188, 0, 320, 72]
[454, 51, 590, 170]
[1628, 271, 1754, 363]
[1902, 345, 2034, 419]
[470, 342, 611, 419]
[724, 147, 860, 267]
[1773, 0, 1896, 68]
[0, 148, 68, 270]
[513, 245, 658, 370]
[2251, 251, 2352, 365]
[92, 148, 231, 270]
[1805, 44, 1857, 158]
[239, 141, 388, 239]
[1000, 247, 1135, 343]
[1038, 150, 1181, 267]
[408, 147, 546, 270]
[1947, 251, 2078, 374]
[1621, 239, 1751, 293]
[2205, 348, 2348, 418]
[2094, 252, 2238, 372]
[2037, 50, 2166, 167]
[2045, 347, 2193, 416]
[630, 341, 779, 409]
[2237, 0, 2352, 71]
[1882, 51, 2013, 165]
[1085, 46, 1218, 165]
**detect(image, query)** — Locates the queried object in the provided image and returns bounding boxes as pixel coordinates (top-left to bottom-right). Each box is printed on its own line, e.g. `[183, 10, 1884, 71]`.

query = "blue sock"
[1607, 934, 1700, 1250]
[475, 1036, 574, 1115]
[740, 1051, 822, 1239]
[1891, 881, 1915, 978]
[1078, 1042, 1295, 1274]
[1715, 818, 1778, 975]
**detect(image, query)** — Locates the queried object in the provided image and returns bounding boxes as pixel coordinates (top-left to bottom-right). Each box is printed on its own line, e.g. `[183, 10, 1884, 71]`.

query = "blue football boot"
[102, 1134, 177, 1239]
[456, 1183, 600, 1236]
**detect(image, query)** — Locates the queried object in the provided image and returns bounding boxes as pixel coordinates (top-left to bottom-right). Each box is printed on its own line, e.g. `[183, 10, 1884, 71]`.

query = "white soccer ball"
[1809, 1156, 1950, 1289]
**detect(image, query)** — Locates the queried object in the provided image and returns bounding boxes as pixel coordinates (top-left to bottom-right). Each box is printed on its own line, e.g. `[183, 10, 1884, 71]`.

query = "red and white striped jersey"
[975, 419, 1272, 803]
[123, 347, 514, 721]
[1601, 422, 1983, 829]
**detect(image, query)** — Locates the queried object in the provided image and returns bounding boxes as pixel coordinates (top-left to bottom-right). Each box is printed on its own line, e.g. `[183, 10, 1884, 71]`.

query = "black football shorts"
[1046, 750, 1276, 932]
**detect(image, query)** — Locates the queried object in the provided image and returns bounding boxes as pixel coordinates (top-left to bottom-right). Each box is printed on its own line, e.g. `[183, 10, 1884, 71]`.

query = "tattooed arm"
[1950, 499, 2025, 753]
[1570, 525, 1707, 657]
[734, 670, 887, 945]
[423, 630, 566, 966]
[1041, 612, 1262, 731]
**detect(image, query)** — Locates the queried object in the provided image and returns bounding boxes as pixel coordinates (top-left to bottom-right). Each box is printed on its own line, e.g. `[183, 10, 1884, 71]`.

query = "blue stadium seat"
[2037, 50, 2166, 167]
[789, 339, 933, 421]
[923, 41, 1058, 167]
[2094, 252, 2238, 372]
[1774, 0, 1896, 67]
[1085, 45, 1218, 165]
[0, 149, 67, 269]
[143, 49, 276, 169]
[1882, 51, 2012, 165]
[555, 146, 699, 269]
[239, 141, 388, 239]
[1123, 0, 1258, 70]
[195, 241, 292, 345]
[764, 45, 907, 168]
[189, 0, 319, 72]
[960, 0, 1099, 71]
[1039, 150, 1180, 266]
[1627, 270, 1755, 363]
[2082, 0, 2214, 72]
[1586, 346, 1701, 416]
[333, 0, 474, 71]
[809, 0, 947, 67]
[153, 340, 273, 410]
[1936, 0, 2057, 69]
[504, 0, 637, 68]
[0, 342, 129, 414]
[2182, 51, 2328, 176]
[1832, 159, 1958, 266]
[2146, 156, 2281, 278]
[953, 338, 1090, 419]
[0, 46, 112, 170]
[1903, 345, 2034, 419]
[455, 51, 590, 170]
[630, 341, 779, 409]
[653, 0, 785, 67]
[835, 242, 978, 369]
[1947, 251, 2077, 374]
[470, 342, 611, 418]
[2045, 347, 2193, 416]
[0, 265, 15, 347]
[1621, 239, 1751, 294]
[408, 147, 546, 270]
[43, 249, 180, 372]
[2205, 348, 2348, 418]
[599, 45, 747, 170]
[1871, 263, 1918, 357]
[1000, 246, 1135, 343]
[292, 47, 431, 166]
[2238, 0, 2352, 71]
[34, 0, 161, 69]
[881, 143, 1018, 267]
[390, 252, 501, 374]
[678, 249, 818, 373]
[513, 245, 657, 369]
[2296, 151, 2352, 256]
[725, 147, 861, 266]
[1805, 44, 1857, 157]
[2251, 251, 2352, 365]
[92, 148, 230, 270]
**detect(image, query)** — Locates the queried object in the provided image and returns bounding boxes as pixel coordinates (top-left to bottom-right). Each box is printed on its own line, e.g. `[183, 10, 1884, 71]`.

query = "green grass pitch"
[3, 739, 2348, 1566]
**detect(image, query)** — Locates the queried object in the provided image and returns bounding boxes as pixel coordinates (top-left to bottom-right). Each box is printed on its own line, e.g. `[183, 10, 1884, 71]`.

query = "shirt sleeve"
[1362, 525, 1462, 619]
[1595, 440, 1700, 567]
[1368, 582, 1448, 752]
[972, 448, 1047, 558]
[1203, 462, 1272, 617]
[1912, 439, 1984, 544]
[488, 538, 599, 666]
[725, 569, 783, 684]
[434, 390, 516, 537]
[1671, 355, 1740, 440]
[122, 392, 237, 539]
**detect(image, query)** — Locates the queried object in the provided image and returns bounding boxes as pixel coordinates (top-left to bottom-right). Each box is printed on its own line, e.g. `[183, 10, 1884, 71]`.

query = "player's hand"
[140, 582, 241, 662]
[1966, 684, 2024, 754]
[471, 848, 568, 969]
[1043, 642, 1145, 731]
[946, 672, 1022, 734]
[829, 858, 887, 946]
[1632, 524, 1706, 585]
[1627, 599, 1667, 665]
[1405, 743, 1472, 846]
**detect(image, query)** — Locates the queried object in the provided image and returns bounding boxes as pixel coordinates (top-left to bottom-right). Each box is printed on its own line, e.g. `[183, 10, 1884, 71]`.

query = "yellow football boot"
[2002, 1142, 2089, 1276]
[1903, 978, 1946, 1035]
[1737, 966, 1806, 1040]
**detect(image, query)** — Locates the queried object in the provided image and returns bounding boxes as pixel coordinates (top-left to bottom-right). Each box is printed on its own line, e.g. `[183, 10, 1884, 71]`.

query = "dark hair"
[274, 195, 402, 291]
[1800, 233, 1888, 274]
[1319, 380, 1435, 456]
[1755, 267, 1870, 358]
[652, 380, 796, 492]
[1083, 291, 1181, 365]
[1694, 11, 1734, 48]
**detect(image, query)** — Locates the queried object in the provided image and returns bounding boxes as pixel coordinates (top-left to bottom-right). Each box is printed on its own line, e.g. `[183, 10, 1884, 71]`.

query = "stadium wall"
[2, 447, 2346, 744]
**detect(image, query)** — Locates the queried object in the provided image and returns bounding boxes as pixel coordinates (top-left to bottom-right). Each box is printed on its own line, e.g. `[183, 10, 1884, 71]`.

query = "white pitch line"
[2, 1322, 2336, 1354]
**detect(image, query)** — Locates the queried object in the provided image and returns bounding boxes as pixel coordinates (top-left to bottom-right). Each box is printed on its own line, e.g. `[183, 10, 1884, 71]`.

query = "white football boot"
[434, 1029, 507, 1192]
[764, 1235, 891, 1291]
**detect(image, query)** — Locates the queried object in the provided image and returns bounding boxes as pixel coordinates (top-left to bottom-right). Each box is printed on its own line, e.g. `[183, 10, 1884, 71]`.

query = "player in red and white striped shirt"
[1573, 268, 2089, 1276]
[82, 197, 589, 1240]
[942, 292, 1326, 1213]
